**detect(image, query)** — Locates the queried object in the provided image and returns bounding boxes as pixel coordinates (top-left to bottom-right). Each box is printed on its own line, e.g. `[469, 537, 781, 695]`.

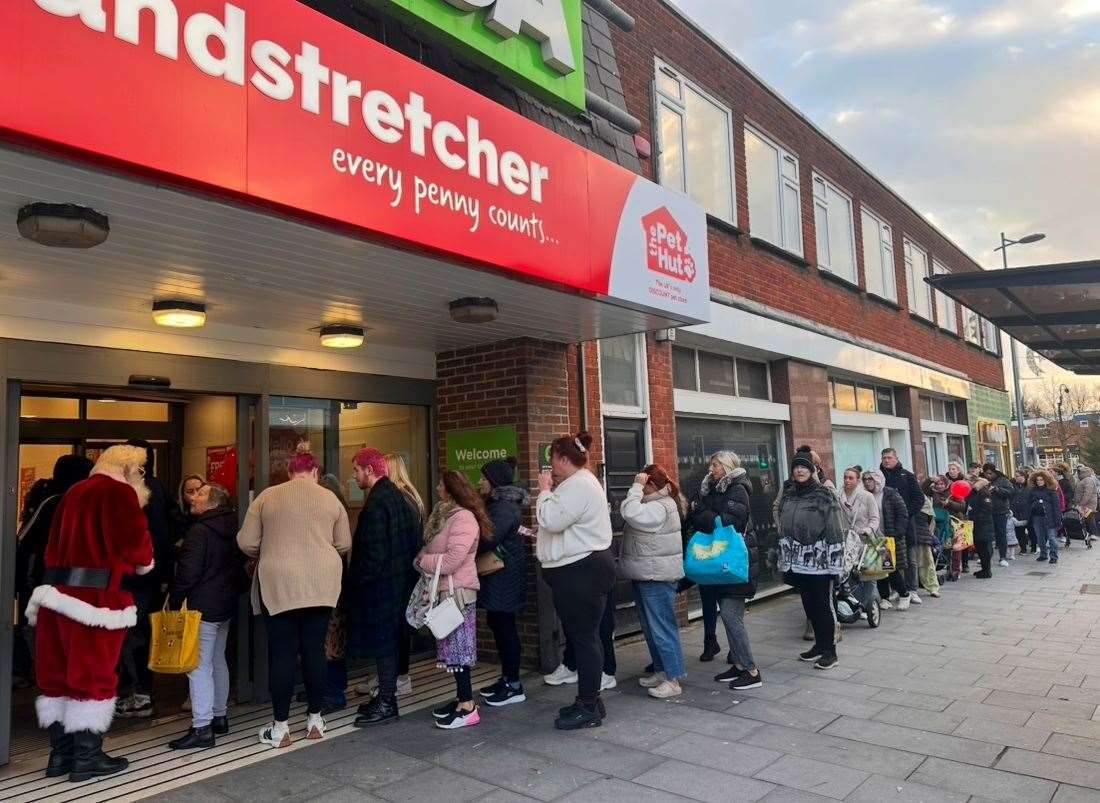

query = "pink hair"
[353, 447, 388, 477]
[287, 443, 319, 475]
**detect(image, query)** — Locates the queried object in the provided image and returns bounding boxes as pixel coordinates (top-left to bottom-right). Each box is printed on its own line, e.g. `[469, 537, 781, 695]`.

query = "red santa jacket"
[27, 474, 154, 630]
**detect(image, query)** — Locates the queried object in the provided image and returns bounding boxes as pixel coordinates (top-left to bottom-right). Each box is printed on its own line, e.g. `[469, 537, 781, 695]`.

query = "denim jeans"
[632, 581, 686, 680]
[188, 620, 231, 728]
[718, 596, 757, 671]
[1032, 518, 1059, 560]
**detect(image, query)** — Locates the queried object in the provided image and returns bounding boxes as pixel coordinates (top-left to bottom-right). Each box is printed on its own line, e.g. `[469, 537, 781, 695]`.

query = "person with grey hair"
[167, 483, 243, 750]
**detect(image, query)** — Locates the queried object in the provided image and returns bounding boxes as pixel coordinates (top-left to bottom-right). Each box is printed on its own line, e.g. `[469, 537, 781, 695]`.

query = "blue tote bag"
[684, 516, 749, 586]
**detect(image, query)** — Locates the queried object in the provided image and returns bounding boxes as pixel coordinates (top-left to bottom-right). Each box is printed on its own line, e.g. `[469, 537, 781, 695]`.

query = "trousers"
[718, 596, 756, 671]
[632, 581, 685, 680]
[264, 606, 331, 722]
[486, 610, 522, 682]
[544, 550, 616, 702]
[791, 573, 835, 657]
[188, 620, 231, 728]
[562, 584, 617, 676]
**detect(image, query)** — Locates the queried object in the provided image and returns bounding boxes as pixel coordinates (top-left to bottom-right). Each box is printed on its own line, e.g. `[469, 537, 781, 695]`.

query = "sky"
[670, 0, 1100, 397]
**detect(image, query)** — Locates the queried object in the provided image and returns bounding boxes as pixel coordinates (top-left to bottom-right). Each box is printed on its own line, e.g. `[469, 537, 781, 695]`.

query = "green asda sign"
[446, 425, 518, 485]
[366, 0, 586, 114]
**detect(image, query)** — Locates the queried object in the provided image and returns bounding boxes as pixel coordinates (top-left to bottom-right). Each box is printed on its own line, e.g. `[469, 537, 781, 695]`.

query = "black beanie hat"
[791, 453, 816, 475]
[481, 457, 517, 488]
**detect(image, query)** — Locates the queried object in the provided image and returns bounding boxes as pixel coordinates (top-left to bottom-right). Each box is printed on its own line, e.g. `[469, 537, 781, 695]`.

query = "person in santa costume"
[26, 444, 154, 783]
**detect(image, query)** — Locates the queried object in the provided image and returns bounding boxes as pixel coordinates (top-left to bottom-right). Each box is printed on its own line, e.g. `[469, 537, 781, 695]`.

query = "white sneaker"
[639, 672, 666, 689]
[601, 673, 617, 691]
[889, 592, 900, 603]
[880, 599, 893, 610]
[897, 595, 911, 611]
[909, 592, 922, 605]
[306, 713, 326, 740]
[396, 674, 413, 697]
[647, 679, 682, 699]
[543, 664, 579, 686]
[259, 720, 291, 748]
[999, 559, 1010, 568]
[356, 676, 378, 697]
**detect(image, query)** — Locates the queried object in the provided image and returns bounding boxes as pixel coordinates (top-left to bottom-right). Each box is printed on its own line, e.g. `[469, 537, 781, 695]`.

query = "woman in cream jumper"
[535, 431, 615, 731]
[237, 445, 351, 748]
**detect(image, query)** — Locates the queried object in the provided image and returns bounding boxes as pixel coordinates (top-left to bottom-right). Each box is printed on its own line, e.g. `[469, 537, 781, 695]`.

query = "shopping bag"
[951, 518, 974, 552]
[859, 535, 895, 579]
[148, 600, 201, 675]
[683, 516, 749, 586]
[475, 547, 505, 576]
[423, 560, 464, 640]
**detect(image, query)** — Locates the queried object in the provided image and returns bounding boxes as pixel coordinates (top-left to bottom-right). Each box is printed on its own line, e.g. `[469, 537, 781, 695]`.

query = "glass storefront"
[676, 417, 783, 592]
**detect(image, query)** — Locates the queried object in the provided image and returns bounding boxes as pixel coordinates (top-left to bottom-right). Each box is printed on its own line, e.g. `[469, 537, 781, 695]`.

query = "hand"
[519, 525, 538, 539]
[634, 472, 650, 487]
[538, 469, 553, 494]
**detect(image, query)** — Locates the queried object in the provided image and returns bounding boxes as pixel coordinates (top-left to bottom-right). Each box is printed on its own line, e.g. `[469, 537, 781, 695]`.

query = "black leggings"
[1015, 524, 1032, 553]
[993, 514, 1008, 561]
[793, 573, 835, 657]
[454, 667, 473, 703]
[543, 549, 616, 703]
[563, 595, 616, 676]
[976, 541, 993, 574]
[264, 606, 331, 722]
[877, 569, 910, 600]
[486, 610, 522, 682]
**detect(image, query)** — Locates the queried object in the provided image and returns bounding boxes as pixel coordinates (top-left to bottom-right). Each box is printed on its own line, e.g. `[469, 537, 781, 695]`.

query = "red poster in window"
[206, 446, 238, 499]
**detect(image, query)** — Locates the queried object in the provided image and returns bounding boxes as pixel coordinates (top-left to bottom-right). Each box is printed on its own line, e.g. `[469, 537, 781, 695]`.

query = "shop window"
[947, 434, 968, 466]
[856, 385, 876, 413]
[932, 260, 957, 334]
[698, 351, 736, 396]
[20, 396, 79, 419]
[86, 399, 169, 422]
[654, 61, 735, 222]
[833, 381, 857, 411]
[745, 125, 803, 255]
[963, 306, 982, 345]
[919, 396, 933, 420]
[831, 378, 893, 415]
[944, 400, 958, 424]
[876, 387, 895, 416]
[812, 173, 857, 284]
[672, 345, 698, 391]
[736, 359, 770, 400]
[860, 207, 897, 302]
[599, 335, 645, 410]
[904, 238, 933, 320]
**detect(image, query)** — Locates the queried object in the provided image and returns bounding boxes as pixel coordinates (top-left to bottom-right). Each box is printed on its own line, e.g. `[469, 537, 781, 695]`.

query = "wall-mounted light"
[152, 299, 206, 328]
[449, 297, 499, 324]
[17, 203, 109, 248]
[319, 324, 365, 349]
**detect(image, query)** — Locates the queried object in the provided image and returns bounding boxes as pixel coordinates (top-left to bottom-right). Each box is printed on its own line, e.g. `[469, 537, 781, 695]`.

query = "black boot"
[700, 634, 721, 662]
[558, 695, 606, 719]
[69, 730, 128, 782]
[168, 726, 215, 750]
[353, 696, 399, 727]
[554, 699, 602, 730]
[211, 716, 229, 735]
[45, 723, 74, 778]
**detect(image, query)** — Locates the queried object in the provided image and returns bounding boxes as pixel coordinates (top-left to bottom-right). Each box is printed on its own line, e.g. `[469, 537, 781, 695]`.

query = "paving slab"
[556, 778, 697, 802]
[202, 761, 343, 802]
[723, 698, 839, 732]
[739, 723, 925, 779]
[821, 716, 1003, 767]
[844, 774, 968, 803]
[509, 730, 664, 780]
[908, 756, 1059, 803]
[871, 688, 952, 712]
[1053, 784, 1100, 802]
[752, 755, 868, 801]
[997, 747, 1100, 789]
[941, 699, 1032, 725]
[653, 731, 784, 776]
[951, 717, 1054, 751]
[1044, 731, 1100, 762]
[981, 689, 1098, 719]
[771, 688, 886, 720]
[632, 759, 776, 803]
[871, 705, 965, 735]
[433, 744, 599, 801]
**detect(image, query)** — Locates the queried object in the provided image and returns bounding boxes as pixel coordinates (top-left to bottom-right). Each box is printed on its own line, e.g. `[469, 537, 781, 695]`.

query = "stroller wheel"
[867, 599, 881, 629]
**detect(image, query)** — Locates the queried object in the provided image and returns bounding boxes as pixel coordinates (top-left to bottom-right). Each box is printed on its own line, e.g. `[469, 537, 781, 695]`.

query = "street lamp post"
[996, 231, 1045, 469]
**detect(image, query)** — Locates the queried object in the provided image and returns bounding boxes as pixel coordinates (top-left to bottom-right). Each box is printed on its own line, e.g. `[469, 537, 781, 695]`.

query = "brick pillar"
[896, 387, 927, 478]
[436, 338, 572, 672]
[772, 359, 835, 482]
[646, 333, 677, 474]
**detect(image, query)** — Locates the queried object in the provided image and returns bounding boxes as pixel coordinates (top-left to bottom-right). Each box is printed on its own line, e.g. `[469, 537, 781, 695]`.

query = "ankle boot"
[211, 716, 229, 735]
[69, 730, 128, 782]
[700, 635, 721, 662]
[45, 723, 74, 778]
[168, 725, 215, 750]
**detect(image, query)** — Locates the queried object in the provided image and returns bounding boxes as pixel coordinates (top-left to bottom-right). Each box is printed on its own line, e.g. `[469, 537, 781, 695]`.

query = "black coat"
[968, 482, 995, 544]
[169, 507, 244, 622]
[689, 474, 758, 599]
[478, 486, 527, 613]
[1010, 482, 1030, 521]
[880, 462, 924, 519]
[345, 478, 423, 660]
[1027, 487, 1063, 532]
[14, 493, 63, 608]
[987, 472, 1014, 517]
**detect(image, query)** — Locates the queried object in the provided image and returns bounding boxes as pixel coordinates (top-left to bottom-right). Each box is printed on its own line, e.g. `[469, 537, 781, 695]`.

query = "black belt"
[42, 567, 110, 590]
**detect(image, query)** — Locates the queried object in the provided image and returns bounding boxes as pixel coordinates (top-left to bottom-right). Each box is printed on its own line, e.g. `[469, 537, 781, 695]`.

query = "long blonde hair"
[384, 452, 425, 520]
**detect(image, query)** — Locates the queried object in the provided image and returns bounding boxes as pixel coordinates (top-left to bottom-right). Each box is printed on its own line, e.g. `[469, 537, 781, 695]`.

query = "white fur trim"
[135, 561, 155, 576]
[63, 698, 116, 734]
[26, 585, 137, 630]
[36, 695, 68, 728]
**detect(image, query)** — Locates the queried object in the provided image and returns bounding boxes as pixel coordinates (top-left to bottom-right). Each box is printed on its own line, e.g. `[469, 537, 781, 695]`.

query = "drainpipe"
[577, 343, 588, 432]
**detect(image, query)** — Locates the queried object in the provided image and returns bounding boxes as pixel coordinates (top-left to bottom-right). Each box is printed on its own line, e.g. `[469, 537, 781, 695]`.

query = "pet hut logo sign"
[6, 0, 708, 324]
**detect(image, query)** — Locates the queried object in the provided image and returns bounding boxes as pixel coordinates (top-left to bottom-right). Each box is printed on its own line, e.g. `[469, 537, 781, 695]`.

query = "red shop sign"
[0, 0, 709, 323]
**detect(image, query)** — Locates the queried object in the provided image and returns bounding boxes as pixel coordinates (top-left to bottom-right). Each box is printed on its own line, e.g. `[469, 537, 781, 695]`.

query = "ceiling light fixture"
[17, 203, 110, 248]
[151, 299, 207, 328]
[449, 297, 499, 324]
[319, 324, 365, 349]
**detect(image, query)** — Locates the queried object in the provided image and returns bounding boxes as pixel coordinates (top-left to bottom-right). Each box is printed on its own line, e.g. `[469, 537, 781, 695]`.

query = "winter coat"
[880, 461, 925, 520]
[1027, 486, 1063, 532]
[987, 471, 1014, 518]
[619, 484, 684, 583]
[967, 479, 996, 544]
[478, 486, 527, 613]
[865, 471, 909, 572]
[777, 477, 846, 576]
[1058, 476, 1075, 509]
[170, 507, 245, 622]
[837, 486, 879, 541]
[1010, 482, 1031, 522]
[417, 507, 480, 593]
[691, 472, 758, 597]
[15, 493, 63, 608]
[345, 477, 423, 660]
[914, 510, 938, 548]
[535, 469, 613, 568]
[1073, 469, 1099, 513]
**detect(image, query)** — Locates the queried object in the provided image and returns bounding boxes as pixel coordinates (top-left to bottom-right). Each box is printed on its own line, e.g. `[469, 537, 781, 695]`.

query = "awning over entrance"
[927, 261, 1100, 375]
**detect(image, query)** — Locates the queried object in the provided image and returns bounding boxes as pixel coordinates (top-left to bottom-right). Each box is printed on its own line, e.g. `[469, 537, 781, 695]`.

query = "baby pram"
[835, 566, 881, 629]
[1063, 508, 1094, 548]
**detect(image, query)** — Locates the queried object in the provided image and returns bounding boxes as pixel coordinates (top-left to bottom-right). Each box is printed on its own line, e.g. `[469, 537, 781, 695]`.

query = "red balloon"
[950, 480, 972, 500]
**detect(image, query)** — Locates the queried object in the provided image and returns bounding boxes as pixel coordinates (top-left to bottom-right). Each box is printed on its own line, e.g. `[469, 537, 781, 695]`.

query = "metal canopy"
[926, 261, 1100, 375]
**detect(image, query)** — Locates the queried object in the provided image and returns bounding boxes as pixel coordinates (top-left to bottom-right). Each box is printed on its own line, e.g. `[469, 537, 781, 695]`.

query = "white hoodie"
[535, 469, 613, 568]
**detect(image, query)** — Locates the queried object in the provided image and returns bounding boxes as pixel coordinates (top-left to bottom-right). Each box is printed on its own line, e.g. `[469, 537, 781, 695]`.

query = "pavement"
[168, 544, 1100, 803]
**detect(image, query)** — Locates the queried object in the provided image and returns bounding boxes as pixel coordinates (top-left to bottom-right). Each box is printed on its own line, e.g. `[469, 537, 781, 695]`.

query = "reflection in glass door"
[267, 397, 335, 486]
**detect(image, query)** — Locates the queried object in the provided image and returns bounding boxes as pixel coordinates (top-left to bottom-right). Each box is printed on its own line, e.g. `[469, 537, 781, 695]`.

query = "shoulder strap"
[16, 495, 60, 541]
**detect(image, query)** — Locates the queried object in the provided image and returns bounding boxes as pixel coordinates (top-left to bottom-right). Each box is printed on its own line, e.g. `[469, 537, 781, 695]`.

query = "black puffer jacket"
[967, 479, 995, 544]
[1010, 481, 1030, 522]
[478, 486, 528, 613]
[169, 507, 244, 622]
[689, 472, 758, 599]
[880, 462, 924, 519]
[987, 470, 1014, 518]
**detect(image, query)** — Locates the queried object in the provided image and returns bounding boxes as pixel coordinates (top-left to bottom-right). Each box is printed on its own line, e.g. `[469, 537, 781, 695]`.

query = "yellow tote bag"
[148, 600, 201, 675]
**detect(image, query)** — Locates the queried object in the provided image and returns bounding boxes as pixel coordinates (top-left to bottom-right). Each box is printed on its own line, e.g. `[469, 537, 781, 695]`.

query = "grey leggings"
[717, 597, 756, 672]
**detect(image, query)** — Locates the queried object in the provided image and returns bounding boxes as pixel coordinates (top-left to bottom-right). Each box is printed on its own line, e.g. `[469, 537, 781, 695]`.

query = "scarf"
[423, 501, 457, 547]
[700, 466, 745, 497]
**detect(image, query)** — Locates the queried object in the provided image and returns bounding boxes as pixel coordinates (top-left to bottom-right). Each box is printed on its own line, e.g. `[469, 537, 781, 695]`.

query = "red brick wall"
[773, 360, 835, 482]
[611, 0, 1005, 392]
[646, 334, 677, 474]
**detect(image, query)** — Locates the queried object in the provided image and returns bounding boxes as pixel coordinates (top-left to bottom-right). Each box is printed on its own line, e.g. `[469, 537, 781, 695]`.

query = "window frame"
[932, 259, 957, 335]
[903, 237, 934, 321]
[980, 317, 1001, 355]
[811, 171, 857, 284]
[963, 306, 983, 346]
[653, 59, 737, 225]
[673, 347, 772, 402]
[598, 333, 649, 418]
[744, 123, 804, 256]
[859, 205, 898, 303]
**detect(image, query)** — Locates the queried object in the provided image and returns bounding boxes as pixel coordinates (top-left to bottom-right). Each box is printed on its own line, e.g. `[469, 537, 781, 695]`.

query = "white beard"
[129, 477, 151, 509]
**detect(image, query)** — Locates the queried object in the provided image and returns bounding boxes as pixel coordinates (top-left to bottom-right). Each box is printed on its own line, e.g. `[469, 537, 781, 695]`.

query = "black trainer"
[814, 654, 839, 671]
[483, 683, 527, 707]
[478, 677, 507, 698]
[433, 700, 459, 719]
[799, 647, 824, 662]
[353, 697, 399, 728]
[713, 666, 743, 683]
[559, 696, 606, 719]
[554, 701, 601, 730]
[728, 670, 764, 690]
